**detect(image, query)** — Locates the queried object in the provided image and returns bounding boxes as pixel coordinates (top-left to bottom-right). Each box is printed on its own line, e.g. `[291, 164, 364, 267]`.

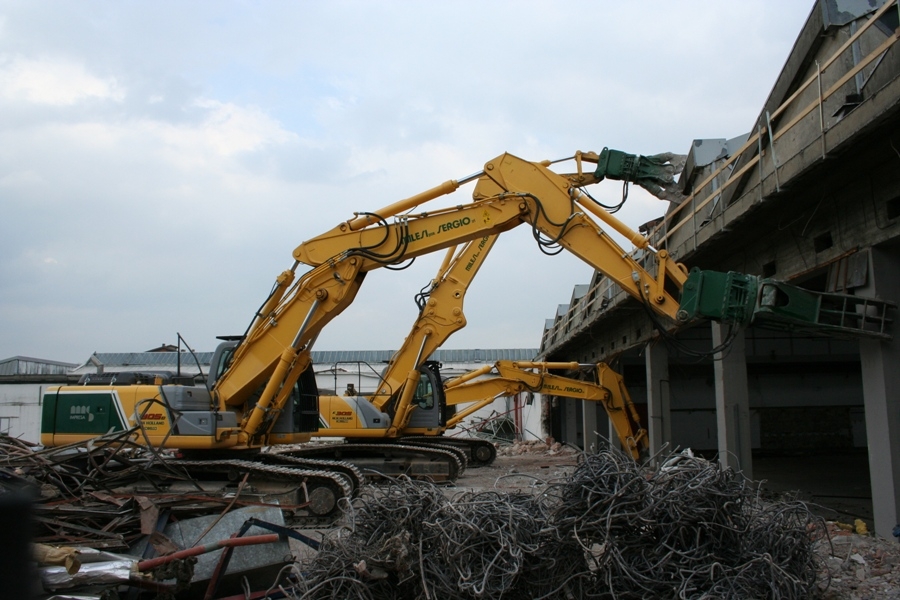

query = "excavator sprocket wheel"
[307, 485, 338, 516]
[474, 444, 494, 464]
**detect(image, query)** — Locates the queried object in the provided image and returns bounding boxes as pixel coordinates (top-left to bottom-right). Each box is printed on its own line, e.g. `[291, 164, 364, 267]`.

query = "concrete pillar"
[563, 397, 581, 448]
[858, 247, 900, 539]
[712, 324, 753, 479]
[608, 416, 622, 452]
[646, 341, 671, 461]
[582, 399, 601, 453]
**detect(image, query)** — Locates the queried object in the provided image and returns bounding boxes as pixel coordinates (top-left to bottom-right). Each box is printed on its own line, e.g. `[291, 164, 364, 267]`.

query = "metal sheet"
[157, 505, 292, 596]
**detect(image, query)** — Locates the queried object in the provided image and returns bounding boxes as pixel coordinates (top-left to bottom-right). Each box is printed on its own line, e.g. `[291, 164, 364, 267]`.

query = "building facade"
[538, 0, 900, 537]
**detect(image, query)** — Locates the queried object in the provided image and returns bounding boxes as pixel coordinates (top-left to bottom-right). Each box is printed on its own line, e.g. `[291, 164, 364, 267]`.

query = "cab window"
[415, 376, 434, 409]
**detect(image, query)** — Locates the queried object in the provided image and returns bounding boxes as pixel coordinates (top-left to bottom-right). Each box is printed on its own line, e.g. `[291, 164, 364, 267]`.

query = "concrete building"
[0, 356, 77, 439]
[538, 0, 900, 537]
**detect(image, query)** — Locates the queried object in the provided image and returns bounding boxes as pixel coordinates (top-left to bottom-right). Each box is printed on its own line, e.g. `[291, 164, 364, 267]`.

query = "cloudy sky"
[0, 2, 814, 363]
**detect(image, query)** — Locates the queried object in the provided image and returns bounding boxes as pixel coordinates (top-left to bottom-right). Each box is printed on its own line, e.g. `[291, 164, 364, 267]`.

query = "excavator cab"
[405, 361, 449, 431]
[210, 340, 319, 435]
[414, 371, 435, 410]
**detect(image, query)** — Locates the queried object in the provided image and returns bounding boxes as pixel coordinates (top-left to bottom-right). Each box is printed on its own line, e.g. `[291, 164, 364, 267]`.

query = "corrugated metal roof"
[84, 348, 540, 369]
[429, 348, 538, 362]
[310, 350, 395, 364]
[90, 352, 216, 367]
[0, 356, 77, 377]
[571, 284, 589, 302]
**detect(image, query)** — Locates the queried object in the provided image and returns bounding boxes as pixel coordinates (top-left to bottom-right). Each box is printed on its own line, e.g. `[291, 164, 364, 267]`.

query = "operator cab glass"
[406, 362, 447, 430]
[415, 375, 435, 409]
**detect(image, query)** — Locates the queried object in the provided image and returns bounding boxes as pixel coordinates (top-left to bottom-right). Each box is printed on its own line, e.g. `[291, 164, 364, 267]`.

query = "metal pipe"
[138, 534, 281, 571]
[347, 179, 463, 230]
[291, 299, 320, 350]
[572, 188, 649, 249]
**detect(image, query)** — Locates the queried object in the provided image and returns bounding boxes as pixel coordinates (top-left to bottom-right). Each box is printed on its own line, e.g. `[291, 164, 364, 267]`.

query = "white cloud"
[0, 1, 816, 361]
[191, 99, 297, 156]
[0, 55, 124, 105]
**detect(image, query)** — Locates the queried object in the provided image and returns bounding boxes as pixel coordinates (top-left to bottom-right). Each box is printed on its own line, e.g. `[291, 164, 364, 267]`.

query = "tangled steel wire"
[293, 448, 827, 600]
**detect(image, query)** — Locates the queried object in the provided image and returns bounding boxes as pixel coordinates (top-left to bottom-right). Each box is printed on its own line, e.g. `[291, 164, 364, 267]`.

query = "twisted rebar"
[294, 448, 827, 599]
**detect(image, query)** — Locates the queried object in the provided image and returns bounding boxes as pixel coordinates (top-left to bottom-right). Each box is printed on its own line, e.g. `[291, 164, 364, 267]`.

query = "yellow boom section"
[443, 361, 648, 459]
[215, 151, 689, 443]
[372, 235, 499, 433]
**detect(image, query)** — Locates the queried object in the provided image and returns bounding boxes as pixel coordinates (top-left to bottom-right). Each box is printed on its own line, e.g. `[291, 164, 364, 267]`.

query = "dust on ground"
[450, 440, 579, 493]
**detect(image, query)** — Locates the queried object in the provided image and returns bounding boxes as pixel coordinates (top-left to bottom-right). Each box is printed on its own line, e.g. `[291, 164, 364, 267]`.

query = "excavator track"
[156, 458, 352, 525]
[259, 451, 366, 495]
[399, 436, 497, 467]
[285, 442, 466, 482]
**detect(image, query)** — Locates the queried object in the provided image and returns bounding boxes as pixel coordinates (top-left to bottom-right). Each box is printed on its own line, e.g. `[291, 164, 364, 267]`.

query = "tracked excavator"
[287, 232, 648, 474]
[40, 148, 894, 512]
[274, 148, 895, 475]
[203, 233, 648, 479]
[442, 360, 645, 456]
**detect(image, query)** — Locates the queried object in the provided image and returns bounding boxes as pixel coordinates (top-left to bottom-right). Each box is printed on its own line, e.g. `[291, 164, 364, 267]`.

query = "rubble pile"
[494, 438, 576, 457]
[0, 433, 284, 551]
[296, 448, 827, 600]
[7, 432, 899, 599]
[816, 523, 900, 599]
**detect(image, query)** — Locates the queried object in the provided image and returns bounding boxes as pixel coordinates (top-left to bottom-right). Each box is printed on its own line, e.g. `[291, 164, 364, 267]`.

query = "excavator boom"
[214, 152, 692, 446]
[41, 146, 893, 495]
[442, 361, 647, 459]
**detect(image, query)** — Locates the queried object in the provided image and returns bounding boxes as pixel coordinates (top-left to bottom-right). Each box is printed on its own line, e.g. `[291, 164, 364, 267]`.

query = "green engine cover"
[41, 390, 126, 436]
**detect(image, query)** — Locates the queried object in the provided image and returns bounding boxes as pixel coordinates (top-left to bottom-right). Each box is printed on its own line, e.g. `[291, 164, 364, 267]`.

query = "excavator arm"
[214, 149, 893, 446]
[295, 153, 689, 317]
[370, 235, 499, 434]
[309, 231, 650, 462]
[215, 152, 686, 444]
[214, 201, 527, 443]
[442, 361, 647, 459]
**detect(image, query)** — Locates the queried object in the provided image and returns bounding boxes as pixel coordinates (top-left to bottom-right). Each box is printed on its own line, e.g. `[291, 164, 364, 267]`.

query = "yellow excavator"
[40, 148, 893, 518]
[442, 360, 645, 455]
[296, 232, 647, 473]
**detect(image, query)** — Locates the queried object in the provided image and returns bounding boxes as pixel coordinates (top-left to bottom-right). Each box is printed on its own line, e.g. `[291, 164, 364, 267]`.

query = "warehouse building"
[0, 356, 77, 439]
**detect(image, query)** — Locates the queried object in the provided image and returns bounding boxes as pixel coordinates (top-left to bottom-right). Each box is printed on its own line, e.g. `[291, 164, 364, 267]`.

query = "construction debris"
[0, 433, 309, 551]
[8, 433, 898, 599]
[294, 448, 826, 599]
[818, 522, 900, 598]
[38, 547, 141, 592]
[495, 438, 576, 457]
[34, 543, 82, 574]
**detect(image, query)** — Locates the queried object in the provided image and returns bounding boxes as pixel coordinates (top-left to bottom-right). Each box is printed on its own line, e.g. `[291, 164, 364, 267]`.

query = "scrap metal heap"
[0, 432, 358, 553]
[297, 450, 828, 600]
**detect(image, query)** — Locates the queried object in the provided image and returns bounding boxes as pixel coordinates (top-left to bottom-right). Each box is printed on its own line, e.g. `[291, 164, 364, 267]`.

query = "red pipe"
[138, 533, 281, 571]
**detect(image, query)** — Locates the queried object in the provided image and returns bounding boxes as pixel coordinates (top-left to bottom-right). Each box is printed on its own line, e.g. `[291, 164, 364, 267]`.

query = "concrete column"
[646, 341, 671, 461]
[582, 399, 601, 454]
[608, 411, 622, 452]
[858, 247, 900, 539]
[712, 324, 753, 479]
[563, 397, 581, 448]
